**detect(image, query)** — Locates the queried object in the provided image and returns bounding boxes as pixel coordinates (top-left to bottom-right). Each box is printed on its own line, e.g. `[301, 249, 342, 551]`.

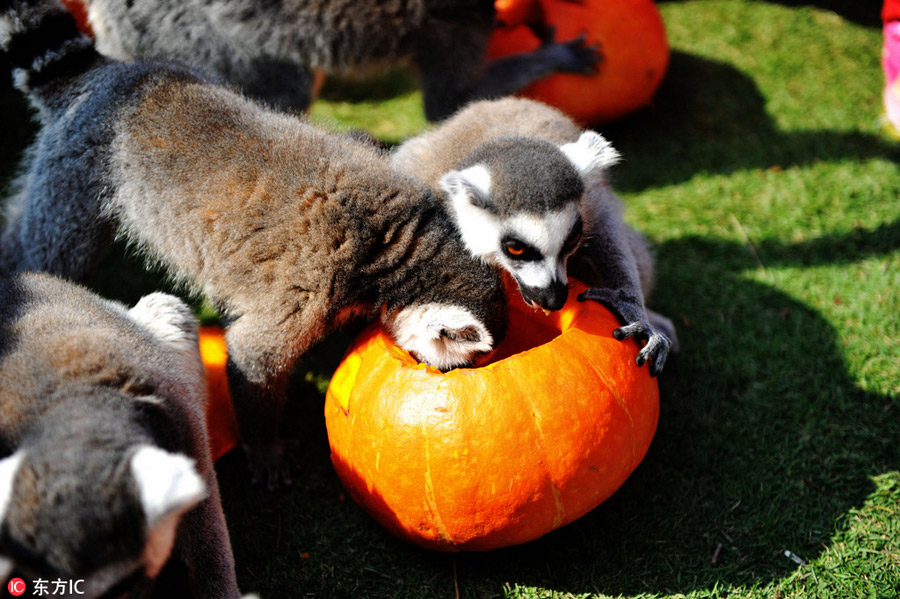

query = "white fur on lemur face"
[386, 303, 495, 371]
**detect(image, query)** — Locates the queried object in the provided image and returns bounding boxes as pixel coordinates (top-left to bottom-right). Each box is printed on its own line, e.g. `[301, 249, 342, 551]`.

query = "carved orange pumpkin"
[488, 0, 669, 125]
[324, 280, 659, 551]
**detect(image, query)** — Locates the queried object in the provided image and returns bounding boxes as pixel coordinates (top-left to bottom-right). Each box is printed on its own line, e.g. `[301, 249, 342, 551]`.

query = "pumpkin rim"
[330, 279, 601, 413]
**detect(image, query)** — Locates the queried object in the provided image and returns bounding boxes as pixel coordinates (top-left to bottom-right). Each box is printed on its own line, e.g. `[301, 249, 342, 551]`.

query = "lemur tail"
[0, 0, 98, 110]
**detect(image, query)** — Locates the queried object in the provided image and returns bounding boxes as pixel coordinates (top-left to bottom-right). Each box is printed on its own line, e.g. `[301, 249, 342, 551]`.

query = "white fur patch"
[505, 204, 579, 257]
[128, 293, 202, 376]
[386, 304, 493, 370]
[131, 447, 204, 576]
[0, 558, 12, 583]
[560, 131, 621, 180]
[516, 259, 556, 289]
[439, 165, 493, 210]
[441, 169, 504, 260]
[456, 165, 492, 198]
[500, 204, 579, 289]
[131, 446, 206, 528]
[0, 15, 13, 49]
[86, 1, 124, 60]
[0, 451, 24, 524]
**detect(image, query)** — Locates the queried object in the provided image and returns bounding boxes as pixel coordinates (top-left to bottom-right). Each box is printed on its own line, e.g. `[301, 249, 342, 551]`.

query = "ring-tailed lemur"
[392, 97, 677, 376]
[0, 0, 508, 489]
[0, 272, 250, 599]
[77, 0, 598, 120]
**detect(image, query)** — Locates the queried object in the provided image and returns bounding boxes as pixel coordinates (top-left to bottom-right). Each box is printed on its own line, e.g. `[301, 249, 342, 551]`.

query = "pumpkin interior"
[474, 291, 565, 365]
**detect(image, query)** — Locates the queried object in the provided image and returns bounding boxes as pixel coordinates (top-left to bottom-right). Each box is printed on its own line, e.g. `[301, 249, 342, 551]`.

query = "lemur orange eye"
[502, 239, 539, 261]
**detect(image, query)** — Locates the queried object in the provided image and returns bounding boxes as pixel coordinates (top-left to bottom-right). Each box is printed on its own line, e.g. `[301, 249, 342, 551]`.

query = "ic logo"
[7, 577, 26, 596]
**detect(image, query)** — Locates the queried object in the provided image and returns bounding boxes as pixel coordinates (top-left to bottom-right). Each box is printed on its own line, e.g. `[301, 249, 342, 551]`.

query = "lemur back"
[1, 0, 508, 489]
[80, 0, 597, 119]
[392, 97, 676, 375]
[0, 272, 245, 599]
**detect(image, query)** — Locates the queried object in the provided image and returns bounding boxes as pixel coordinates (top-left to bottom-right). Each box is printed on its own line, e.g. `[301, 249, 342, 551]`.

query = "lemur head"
[439, 131, 620, 311]
[384, 247, 508, 371]
[0, 426, 205, 598]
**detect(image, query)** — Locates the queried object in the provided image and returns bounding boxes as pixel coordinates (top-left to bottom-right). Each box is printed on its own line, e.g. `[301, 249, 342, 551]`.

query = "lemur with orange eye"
[393, 97, 677, 376]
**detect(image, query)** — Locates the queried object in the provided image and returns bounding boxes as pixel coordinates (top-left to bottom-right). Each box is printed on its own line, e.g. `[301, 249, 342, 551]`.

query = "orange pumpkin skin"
[488, 0, 669, 125]
[324, 280, 659, 552]
[199, 326, 240, 462]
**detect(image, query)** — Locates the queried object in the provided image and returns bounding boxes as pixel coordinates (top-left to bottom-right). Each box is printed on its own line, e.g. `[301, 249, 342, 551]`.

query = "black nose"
[519, 279, 569, 312]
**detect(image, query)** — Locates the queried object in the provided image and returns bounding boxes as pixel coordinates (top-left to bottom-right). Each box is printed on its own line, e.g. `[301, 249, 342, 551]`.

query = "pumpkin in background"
[325, 279, 659, 552]
[199, 326, 240, 462]
[489, 0, 669, 125]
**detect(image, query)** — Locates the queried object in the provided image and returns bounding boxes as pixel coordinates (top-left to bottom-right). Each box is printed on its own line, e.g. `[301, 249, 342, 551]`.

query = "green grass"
[1, 1, 898, 598]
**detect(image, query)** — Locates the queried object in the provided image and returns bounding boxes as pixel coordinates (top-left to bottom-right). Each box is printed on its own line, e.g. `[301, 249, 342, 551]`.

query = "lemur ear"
[0, 558, 12, 583]
[0, 452, 24, 526]
[559, 131, 621, 180]
[131, 446, 206, 527]
[439, 165, 494, 211]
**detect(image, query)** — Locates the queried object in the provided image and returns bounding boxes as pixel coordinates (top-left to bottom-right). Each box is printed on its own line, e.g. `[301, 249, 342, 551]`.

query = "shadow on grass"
[438, 229, 899, 597]
[212, 222, 898, 598]
[605, 52, 899, 193]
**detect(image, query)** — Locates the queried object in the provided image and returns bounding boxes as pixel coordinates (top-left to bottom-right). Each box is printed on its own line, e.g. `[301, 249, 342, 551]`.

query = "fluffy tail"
[0, 0, 99, 112]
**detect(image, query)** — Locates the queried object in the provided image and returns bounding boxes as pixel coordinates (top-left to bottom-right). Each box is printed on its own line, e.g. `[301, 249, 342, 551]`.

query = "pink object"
[884, 21, 900, 131]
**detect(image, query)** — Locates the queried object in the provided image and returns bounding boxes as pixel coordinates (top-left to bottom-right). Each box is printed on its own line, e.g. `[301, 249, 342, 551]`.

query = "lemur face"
[386, 303, 496, 371]
[496, 205, 582, 311]
[439, 130, 619, 312]
[440, 165, 583, 312]
[0, 446, 205, 597]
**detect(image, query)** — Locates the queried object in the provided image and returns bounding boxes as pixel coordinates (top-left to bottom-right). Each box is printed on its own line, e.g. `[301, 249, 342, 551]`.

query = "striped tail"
[0, 0, 98, 106]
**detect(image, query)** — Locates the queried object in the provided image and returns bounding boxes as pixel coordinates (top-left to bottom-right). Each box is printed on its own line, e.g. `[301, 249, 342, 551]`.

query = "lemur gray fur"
[392, 97, 676, 376]
[0, 271, 249, 599]
[78, 0, 598, 120]
[0, 0, 508, 489]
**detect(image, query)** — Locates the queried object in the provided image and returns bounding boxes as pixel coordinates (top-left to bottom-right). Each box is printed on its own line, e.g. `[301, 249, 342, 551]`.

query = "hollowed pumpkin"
[324, 279, 659, 552]
[488, 0, 670, 125]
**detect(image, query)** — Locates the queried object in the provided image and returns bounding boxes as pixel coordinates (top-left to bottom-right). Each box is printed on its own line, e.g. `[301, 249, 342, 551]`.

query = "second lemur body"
[1, 0, 508, 488]
[0, 272, 246, 598]
[80, 0, 597, 119]
[393, 97, 676, 375]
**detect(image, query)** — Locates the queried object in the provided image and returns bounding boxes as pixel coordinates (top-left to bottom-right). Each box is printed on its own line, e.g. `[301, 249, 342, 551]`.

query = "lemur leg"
[224, 309, 320, 491]
[172, 456, 242, 599]
[622, 224, 680, 353]
[569, 183, 673, 376]
[415, 15, 598, 121]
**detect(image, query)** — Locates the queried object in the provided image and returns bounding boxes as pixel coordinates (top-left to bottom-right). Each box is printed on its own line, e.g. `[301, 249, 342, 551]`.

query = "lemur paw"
[613, 321, 671, 377]
[533, 26, 601, 75]
[577, 287, 672, 377]
[244, 441, 293, 492]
